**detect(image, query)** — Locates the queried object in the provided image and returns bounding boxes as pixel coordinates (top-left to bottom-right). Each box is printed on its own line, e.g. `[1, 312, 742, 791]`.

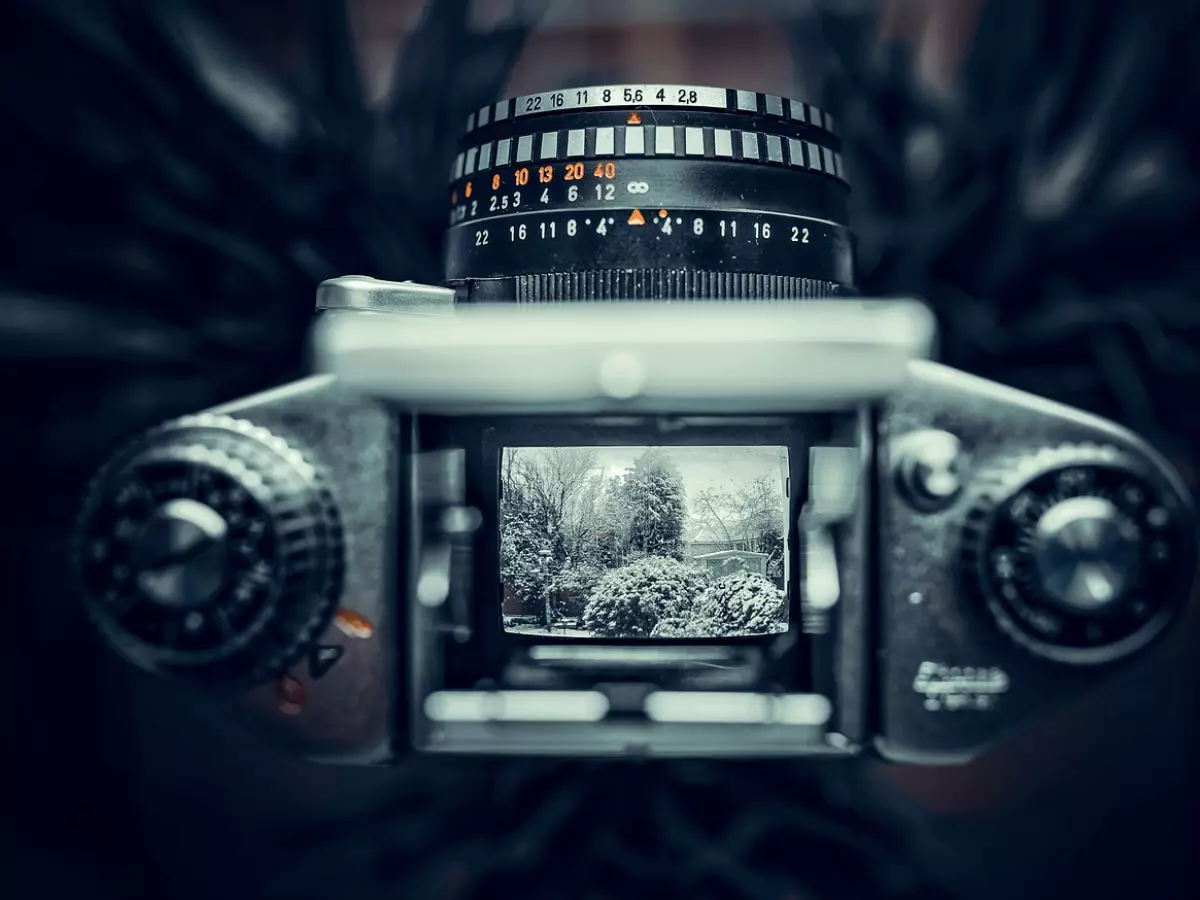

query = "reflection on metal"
[892, 429, 966, 510]
[644, 692, 832, 725]
[333, 609, 374, 639]
[799, 446, 861, 631]
[315, 275, 456, 315]
[276, 674, 306, 715]
[425, 690, 610, 723]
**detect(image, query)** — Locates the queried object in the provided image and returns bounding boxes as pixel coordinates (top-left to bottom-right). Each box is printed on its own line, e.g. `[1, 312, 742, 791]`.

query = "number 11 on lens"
[720, 220, 737, 237]
[540, 221, 556, 238]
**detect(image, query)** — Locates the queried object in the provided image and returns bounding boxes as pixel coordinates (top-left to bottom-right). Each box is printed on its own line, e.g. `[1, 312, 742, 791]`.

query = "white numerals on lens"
[490, 193, 521, 211]
[509, 224, 527, 241]
[567, 219, 578, 236]
[754, 222, 771, 240]
[474, 229, 489, 246]
[791, 226, 810, 243]
[661, 218, 672, 234]
[719, 220, 737, 237]
[595, 184, 616, 201]
[568, 185, 579, 202]
[539, 221, 557, 239]
[693, 217, 704, 235]
[540, 188, 550, 204]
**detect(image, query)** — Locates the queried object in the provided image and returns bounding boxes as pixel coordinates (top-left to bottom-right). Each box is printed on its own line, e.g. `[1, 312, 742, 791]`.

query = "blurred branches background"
[827, 0, 1200, 472]
[3, 0, 1198, 475]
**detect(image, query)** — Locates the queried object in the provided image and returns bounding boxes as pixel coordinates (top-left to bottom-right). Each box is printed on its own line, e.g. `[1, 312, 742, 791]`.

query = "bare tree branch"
[691, 488, 738, 547]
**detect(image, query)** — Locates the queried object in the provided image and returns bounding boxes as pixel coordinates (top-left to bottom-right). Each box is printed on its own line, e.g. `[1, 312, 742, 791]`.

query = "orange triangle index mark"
[628, 209, 646, 226]
[627, 111, 642, 125]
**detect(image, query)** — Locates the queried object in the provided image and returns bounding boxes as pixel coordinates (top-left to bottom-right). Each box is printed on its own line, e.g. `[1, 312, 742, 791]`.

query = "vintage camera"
[73, 85, 1197, 764]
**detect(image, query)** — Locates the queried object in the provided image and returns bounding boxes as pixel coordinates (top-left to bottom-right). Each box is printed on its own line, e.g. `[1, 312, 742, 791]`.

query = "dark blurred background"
[1, 1, 1198, 898]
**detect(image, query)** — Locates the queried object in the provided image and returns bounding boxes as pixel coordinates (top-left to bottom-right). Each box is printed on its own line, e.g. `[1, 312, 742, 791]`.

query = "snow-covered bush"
[583, 557, 711, 637]
[693, 572, 788, 636]
[649, 616, 723, 638]
[557, 562, 607, 617]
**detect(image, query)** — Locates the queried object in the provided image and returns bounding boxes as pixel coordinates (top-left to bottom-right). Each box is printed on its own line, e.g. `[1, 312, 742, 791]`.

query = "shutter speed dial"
[74, 416, 344, 686]
[1029, 495, 1140, 613]
[962, 445, 1196, 664]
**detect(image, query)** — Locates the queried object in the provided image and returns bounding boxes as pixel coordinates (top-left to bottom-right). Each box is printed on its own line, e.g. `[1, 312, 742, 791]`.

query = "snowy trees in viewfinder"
[502, 446, 787, 637]
[500, 448, 597, 619]
[620, 449, 687, 559]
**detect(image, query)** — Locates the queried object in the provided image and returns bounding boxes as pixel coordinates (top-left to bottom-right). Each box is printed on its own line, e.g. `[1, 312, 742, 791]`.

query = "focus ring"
[506, 270, 848, 303]
[450, 126, 845, 185]
[444, 81, 854, 297]
[464, 84, 838, 137]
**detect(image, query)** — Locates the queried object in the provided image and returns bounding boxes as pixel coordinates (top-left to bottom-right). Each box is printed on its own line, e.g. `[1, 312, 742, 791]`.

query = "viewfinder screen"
[500, 446, 790, 639]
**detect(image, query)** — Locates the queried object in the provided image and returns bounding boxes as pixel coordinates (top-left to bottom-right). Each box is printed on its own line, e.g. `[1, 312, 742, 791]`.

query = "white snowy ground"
[505, 624, 596, 638]
[503, 624, 788, 637]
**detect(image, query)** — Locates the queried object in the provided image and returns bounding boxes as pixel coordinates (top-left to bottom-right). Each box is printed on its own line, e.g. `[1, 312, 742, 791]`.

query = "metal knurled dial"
[959, 443, 1196, 665]
[74, 415, 344, 686]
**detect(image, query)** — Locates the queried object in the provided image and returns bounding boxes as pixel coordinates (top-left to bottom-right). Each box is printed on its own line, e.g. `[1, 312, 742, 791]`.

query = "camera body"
[74, 277, 1198, 764]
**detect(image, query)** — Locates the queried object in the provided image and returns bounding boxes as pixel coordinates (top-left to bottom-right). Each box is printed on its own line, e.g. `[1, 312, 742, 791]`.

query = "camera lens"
[444, 84, 852, 302]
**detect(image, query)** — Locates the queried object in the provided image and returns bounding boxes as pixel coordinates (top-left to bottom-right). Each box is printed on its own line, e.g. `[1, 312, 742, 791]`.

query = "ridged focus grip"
[74, 415, 345, 686]
[959, 443, 1196, 664]
[443, 82, 855, 299]
[498, 271, 848, 303]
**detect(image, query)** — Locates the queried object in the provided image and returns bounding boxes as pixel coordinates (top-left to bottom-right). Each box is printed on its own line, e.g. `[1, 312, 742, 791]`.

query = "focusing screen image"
[500, 446, 790, 638]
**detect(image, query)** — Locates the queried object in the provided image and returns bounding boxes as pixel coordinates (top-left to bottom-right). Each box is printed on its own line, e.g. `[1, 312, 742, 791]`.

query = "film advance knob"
[132, 497, 232, 608]
[1029, 495, 1140, 613]
[962, 445, 1196, 664]
[74, 416, 344, 685]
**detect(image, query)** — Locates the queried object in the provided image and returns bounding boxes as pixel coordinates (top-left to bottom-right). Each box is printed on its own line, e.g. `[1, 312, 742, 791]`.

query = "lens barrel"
[444, 84, 852, 302]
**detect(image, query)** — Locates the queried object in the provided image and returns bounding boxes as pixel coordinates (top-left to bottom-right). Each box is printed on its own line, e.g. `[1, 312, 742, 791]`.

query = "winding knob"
[74, 415, 344, 685]
[961, 444, 1196, 664]
[1029, 495, 1140, 613]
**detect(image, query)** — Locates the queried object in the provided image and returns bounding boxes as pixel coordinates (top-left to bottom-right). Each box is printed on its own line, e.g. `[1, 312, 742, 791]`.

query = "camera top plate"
[311, 290, 937, 415]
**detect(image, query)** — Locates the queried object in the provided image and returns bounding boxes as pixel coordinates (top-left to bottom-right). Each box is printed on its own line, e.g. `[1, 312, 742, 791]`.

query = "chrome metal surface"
[893, 428, 965, 510]
[1032, 496, 1139, 612]
[316, 275, 456, 315]
[313, 298, 937, 414]
[132, 499, 229, 608]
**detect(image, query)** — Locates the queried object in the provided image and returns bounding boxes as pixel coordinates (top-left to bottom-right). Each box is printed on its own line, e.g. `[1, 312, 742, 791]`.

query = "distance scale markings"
[449, 158, 847, 228]
[462, 84, 838, 138]
[450, 125, 845, 185]
[445, 208, 853, 284]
